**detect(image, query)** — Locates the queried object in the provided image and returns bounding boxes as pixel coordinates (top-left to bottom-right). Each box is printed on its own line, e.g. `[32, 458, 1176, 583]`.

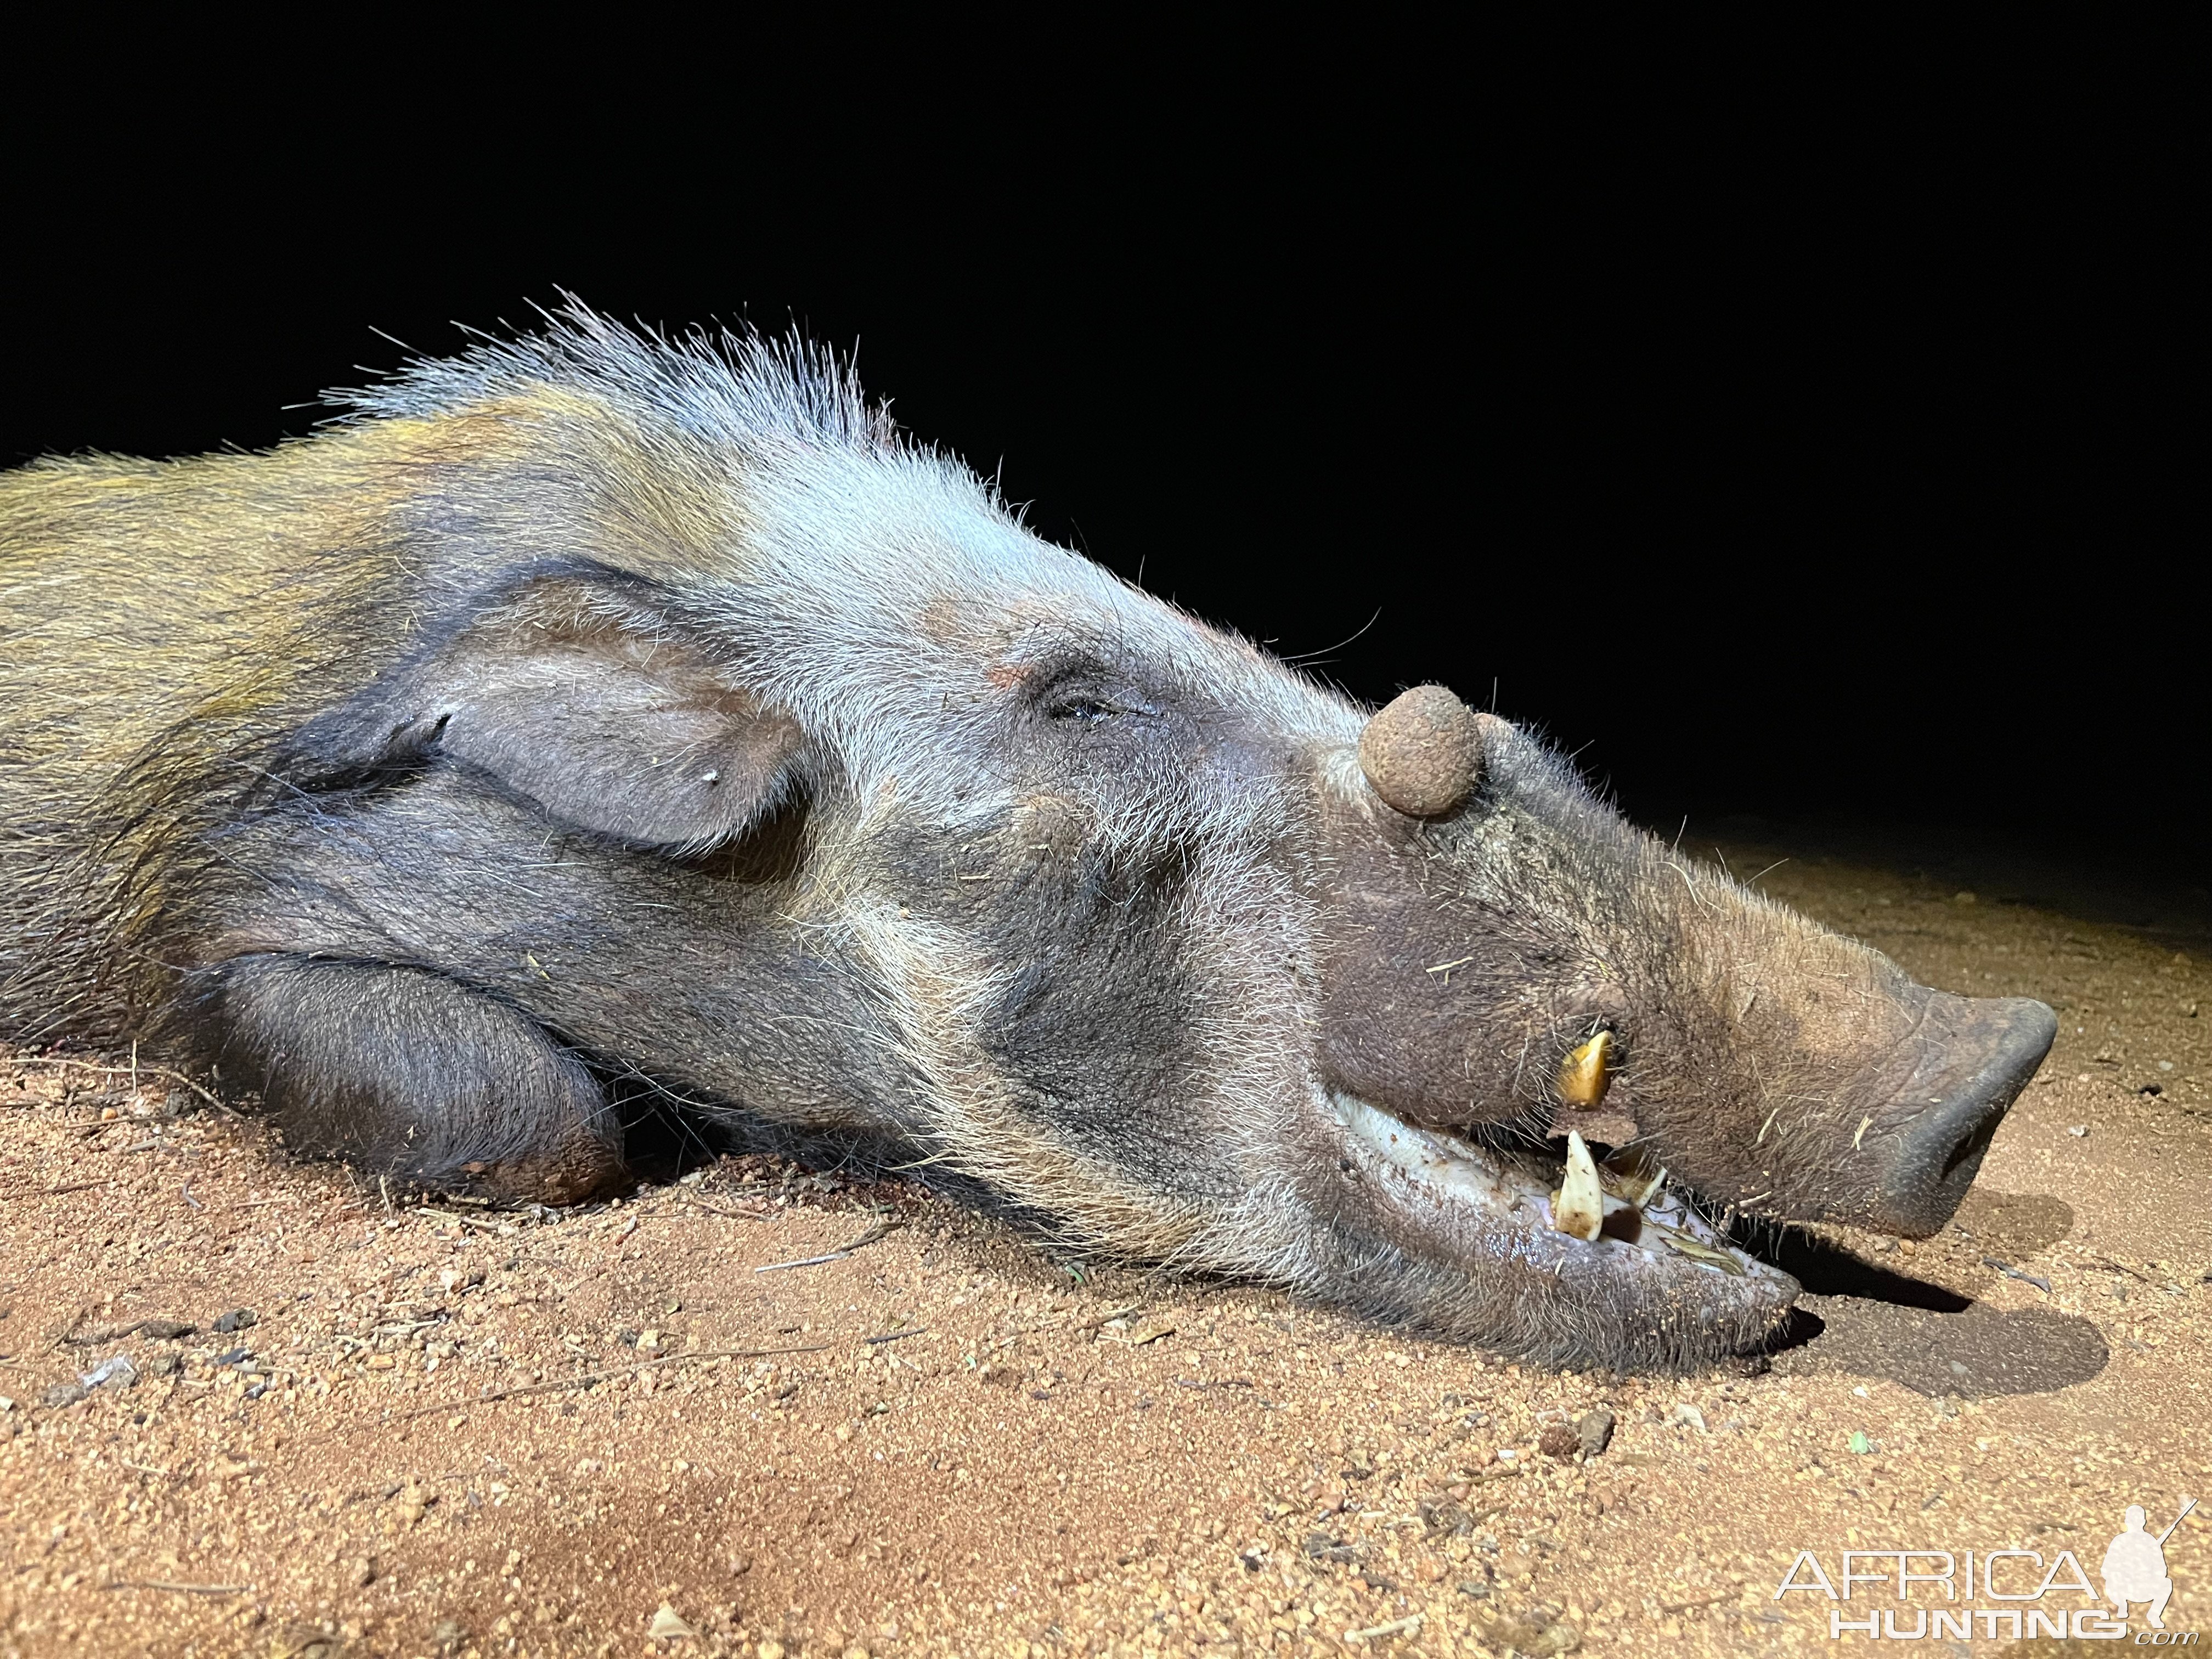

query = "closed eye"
[1045, 694, 1120, 724]
[1026, 654, 1166, 730]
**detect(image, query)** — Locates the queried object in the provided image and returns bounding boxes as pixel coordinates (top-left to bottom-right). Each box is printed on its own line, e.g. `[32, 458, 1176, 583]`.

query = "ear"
[302, 566, 804, 850]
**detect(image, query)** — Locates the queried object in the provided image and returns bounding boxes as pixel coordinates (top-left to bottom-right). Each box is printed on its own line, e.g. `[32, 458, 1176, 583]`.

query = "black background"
[5, 65, 2199, 928]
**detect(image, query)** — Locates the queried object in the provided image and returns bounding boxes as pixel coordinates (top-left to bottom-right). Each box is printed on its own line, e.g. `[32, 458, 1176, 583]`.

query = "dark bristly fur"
[0, 306, 2053, 1368]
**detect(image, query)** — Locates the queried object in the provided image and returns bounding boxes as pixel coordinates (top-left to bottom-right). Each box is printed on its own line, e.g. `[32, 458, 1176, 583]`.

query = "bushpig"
[0, 311, 2055, 1368]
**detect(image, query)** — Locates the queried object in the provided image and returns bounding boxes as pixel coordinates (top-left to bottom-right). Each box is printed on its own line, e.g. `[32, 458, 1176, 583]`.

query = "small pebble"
[647, 1605, 697, 1640]
[1577, 1408, 1616, 1457]
[212, 1309, 257, 1334]
[78, 1355, 137, 1391]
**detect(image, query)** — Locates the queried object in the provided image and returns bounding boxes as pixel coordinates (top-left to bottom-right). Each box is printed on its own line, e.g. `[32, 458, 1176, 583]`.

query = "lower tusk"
[1551, 1131, 1604, 1242]
[1601, 1147, 1666, 1209]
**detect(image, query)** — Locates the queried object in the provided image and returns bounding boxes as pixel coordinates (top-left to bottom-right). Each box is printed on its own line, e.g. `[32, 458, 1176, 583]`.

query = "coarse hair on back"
[331, 296, 907, 466]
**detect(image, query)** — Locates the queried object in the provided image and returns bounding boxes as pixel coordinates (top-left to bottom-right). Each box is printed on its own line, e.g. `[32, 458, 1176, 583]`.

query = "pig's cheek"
[1010, 794, 1094, 859]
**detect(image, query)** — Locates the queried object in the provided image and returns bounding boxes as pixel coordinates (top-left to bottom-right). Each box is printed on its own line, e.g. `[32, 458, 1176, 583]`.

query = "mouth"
[1322, 1091, 1800, 1361]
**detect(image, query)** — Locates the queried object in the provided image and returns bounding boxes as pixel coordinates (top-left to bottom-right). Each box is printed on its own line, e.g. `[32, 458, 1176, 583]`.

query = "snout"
[1866, 995, 2058, 1237]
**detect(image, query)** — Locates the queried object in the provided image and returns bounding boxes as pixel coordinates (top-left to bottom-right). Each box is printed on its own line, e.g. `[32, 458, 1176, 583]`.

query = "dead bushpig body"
[0, 310, 2055, 1367]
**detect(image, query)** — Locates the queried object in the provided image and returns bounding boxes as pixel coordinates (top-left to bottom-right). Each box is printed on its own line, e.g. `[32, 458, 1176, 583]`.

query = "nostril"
[1936, 1101, 2004, 1184]
[1874, 996, 2058, 1237]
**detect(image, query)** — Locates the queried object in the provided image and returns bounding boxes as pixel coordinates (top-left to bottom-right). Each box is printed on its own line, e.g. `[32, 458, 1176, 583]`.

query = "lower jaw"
[1317, 1091, 1800, 1365]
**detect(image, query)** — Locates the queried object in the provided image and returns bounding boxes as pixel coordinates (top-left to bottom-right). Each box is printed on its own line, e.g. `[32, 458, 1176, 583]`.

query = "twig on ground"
[25, 1177, 114, 1203]
[101, 1580, 249, 1595]
[60, 1318, 189, 1347]
[753, 1218, 901, 1273]
[1344, 1613, 1422, 1643]
[1661, 1592, 1736, 1615]
[754, 1250, 848, 1273]
[865, 1327, 928, 1346]
[412, 1206, 513, 1233]
[9, 1056, 229, 1114]
[0, 1177, 116, 1200]
[2082, 1251, 2155, 1284]
[689, 1200, 766, 1221]
[320, 1323, 926, 1439]
[1079, 1304, 1144, 1334]
[1982, 1257, 2052, 1293]
[319, 1342, 833, 1437]
[1099, 1322, 1176, 1347]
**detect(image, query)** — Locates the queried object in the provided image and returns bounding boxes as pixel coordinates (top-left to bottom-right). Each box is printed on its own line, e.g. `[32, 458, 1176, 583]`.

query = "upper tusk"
[1558, 1030, 1615, 1110]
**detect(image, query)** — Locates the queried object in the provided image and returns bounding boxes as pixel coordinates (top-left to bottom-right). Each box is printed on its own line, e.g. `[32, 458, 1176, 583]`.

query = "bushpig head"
[9, 315, 2054, 1370]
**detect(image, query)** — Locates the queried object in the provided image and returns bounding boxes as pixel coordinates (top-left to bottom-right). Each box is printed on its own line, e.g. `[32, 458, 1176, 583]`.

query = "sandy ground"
[2, 848, 2208, 1658]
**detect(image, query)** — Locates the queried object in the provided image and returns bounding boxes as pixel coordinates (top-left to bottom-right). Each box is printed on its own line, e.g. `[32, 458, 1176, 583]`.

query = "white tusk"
[1551, 1131, 1604, 1242]
[1600, 1149, 1667, 1210]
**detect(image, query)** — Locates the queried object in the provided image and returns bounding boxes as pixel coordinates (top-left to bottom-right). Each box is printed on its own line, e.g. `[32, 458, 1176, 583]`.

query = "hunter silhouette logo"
[1776, 1494, 2199, 1641]
[2105, 1499, 2194, 1632]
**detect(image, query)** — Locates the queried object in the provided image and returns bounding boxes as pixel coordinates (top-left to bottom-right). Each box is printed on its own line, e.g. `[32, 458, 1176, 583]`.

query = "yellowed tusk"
[1558, 1030, 1615, 1110]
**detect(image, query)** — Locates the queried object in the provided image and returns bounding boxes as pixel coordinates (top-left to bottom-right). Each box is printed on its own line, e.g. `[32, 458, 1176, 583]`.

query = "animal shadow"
[1751, 1209, 2107, 1397]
